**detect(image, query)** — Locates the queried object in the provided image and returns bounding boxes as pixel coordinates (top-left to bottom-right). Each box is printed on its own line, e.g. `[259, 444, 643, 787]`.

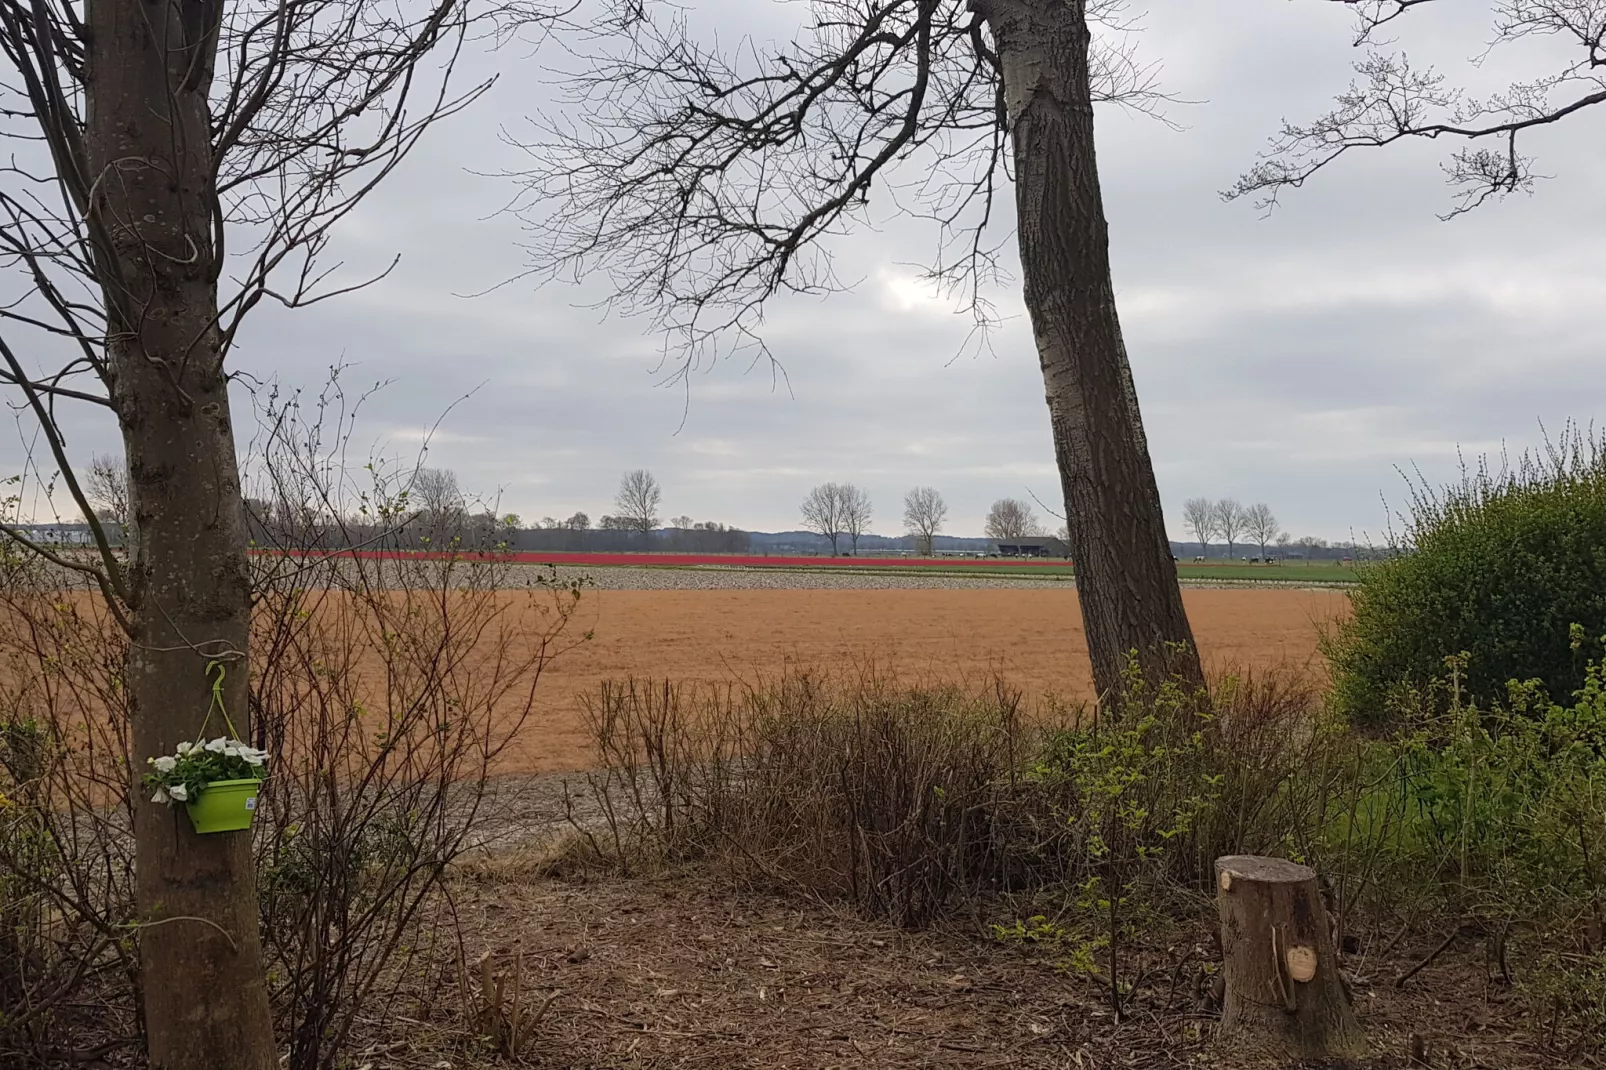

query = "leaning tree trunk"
[88, 1, 277, 1067]
[1215, 856, 1368, 1063]
[978, 0, 1201, 699]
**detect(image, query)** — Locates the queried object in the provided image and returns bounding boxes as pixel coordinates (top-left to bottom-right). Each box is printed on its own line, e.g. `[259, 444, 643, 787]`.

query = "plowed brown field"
[511, 587, 1350, 773]
[12, 586, 1348, 776]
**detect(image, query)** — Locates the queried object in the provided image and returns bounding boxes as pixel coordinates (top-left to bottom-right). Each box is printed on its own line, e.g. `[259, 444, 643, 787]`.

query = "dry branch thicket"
[0, 395, 588, 1069]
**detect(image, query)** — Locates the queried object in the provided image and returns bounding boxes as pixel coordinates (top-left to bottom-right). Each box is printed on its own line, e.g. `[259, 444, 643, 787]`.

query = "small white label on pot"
[245, 797, 257, 811]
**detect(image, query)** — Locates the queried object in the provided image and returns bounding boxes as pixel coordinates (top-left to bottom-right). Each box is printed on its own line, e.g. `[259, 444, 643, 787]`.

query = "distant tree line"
[796, 482, 974, 557]
[1180, 497, 1365, 560]
[86, 450, 1357, 562]
[1182, 498, 1284, 559]
[234, 465, 751, 555]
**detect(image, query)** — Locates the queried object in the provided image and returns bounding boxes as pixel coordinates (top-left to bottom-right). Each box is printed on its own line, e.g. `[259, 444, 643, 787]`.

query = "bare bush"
[1, 378, 588, 1069]
[243, 379, 587, 1070]
[0, 552, 138, 1064]
[563, 656, 1352, 983]
[568, 671, 1041, 928]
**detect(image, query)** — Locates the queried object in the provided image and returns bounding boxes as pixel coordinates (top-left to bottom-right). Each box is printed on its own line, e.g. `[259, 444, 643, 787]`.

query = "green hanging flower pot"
[184, 777, 264, 835]
[144, 734, 270, 836]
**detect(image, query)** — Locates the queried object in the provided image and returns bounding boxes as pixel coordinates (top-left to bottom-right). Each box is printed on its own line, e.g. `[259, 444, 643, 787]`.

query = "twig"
[1395, 926, 1461, 988]
[126, 914, 240, 954]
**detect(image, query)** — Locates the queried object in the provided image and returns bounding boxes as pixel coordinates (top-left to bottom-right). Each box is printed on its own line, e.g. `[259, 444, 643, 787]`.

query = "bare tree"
[410, 467, 468, 544]
[0, 0, 549, 1063]
[1213, 499, 1246, 560]
[800, 483, 849, 555]
[615, 469, 662, 534]
[1243, 502, 1281, 560]
[85, 453, 130, 532]
[902, 486, 948, 556]
[670, 514, 695, 530]
[1230, 1, 1606, 217]
[986, 498, 1041, 540]
[516, 0, 1203, 695]
[1183, 497, 1217, 558]
[567, 511, 592, 530]
[412, 467, 465, 514]
[840, 485, 873, 554]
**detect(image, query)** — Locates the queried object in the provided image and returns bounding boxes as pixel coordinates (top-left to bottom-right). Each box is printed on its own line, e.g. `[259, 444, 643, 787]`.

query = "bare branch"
[507, 0, 1177, 377]
[0, 518, 132, 633]
[1327, 0, 1443, 43]
[0, 332, 129, 605]
[1233, 1, 1606, 215]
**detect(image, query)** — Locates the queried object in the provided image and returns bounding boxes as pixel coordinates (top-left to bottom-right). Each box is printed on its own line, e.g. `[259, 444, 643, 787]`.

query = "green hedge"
[1329, 435, 1606, 725]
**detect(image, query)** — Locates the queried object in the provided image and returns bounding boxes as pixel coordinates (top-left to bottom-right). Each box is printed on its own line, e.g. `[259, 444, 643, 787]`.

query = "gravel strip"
[519, 565, 1352, 592]
[536, 564, 1079, 591]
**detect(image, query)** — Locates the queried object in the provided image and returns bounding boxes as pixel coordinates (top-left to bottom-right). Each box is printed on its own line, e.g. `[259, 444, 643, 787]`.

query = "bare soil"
[18, 586, 1347, 777]
[508, 587, 1350, 773]
[352, 867, 1579, 1070]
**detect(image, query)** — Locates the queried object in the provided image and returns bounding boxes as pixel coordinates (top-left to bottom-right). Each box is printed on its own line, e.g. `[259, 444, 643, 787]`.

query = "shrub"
[1327, 430, 1606, 726]
[570, 671, 1037, 928]
[569, 658, 1338, 937]
[1339, 649, 1606, 1052]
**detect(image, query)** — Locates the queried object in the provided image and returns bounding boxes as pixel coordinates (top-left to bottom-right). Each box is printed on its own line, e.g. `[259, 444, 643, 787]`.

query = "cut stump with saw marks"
[1215, 855, 1368, 1064]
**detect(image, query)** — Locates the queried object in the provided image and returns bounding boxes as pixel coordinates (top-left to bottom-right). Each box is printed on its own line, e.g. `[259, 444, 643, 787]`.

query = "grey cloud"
[9, 0, 1603, 543]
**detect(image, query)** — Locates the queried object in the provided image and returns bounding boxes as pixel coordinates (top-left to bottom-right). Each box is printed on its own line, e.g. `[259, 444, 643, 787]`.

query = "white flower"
[168, 784, 189, 802]
[205, 737, 227, 753]
[223, 745, 240, 757]
[153, 755, 178, 773]
[176, 741, 192, 754]
[242, 750, 266, 766]
[151, 788, 170, 804]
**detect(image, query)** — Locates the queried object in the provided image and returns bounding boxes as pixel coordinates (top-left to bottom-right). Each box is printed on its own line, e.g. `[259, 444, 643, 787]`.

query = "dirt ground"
[512, 588, 1350, 773]
[352, 868, 1571, 1070]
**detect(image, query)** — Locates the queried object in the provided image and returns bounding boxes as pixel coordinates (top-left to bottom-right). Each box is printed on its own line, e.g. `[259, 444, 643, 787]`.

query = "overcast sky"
[11, 0, 1605, 540]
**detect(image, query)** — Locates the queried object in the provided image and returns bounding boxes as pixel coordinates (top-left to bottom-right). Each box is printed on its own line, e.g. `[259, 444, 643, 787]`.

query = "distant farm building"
[9, 522, 97, 545]
[991, 536, 1068, 558]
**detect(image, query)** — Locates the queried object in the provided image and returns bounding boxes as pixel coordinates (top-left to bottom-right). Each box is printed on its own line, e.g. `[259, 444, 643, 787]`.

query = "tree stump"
[1215, 855, 1368, 1063]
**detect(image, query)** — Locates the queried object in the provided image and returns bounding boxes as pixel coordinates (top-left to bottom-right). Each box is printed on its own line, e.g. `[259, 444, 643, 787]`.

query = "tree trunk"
[87, 1, 277, 1066]
[979, 0, 1201, 699]
[1215, 856, 1368, 1063]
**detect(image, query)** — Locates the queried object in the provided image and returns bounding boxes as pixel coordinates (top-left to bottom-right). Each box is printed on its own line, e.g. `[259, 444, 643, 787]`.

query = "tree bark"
[87, 1, 276, 1066]
[1215, 855, 1368, 1063]
[977, 0, 1201, 699]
